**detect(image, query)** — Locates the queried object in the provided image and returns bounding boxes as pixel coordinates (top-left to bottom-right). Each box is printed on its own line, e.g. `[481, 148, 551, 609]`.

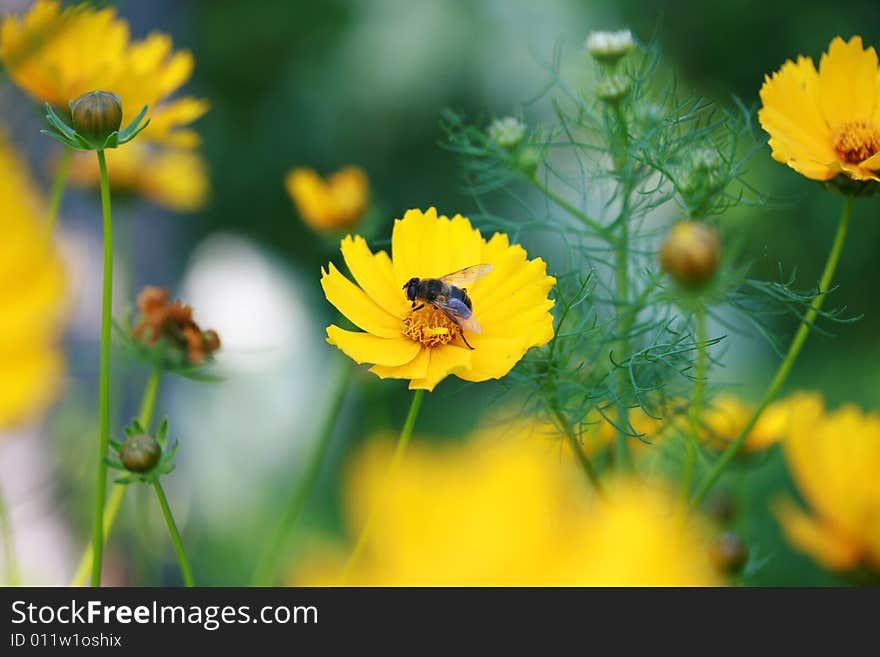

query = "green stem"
[552, 408, 603, 495]
[153, 481, 194, 587]
[90, 149, 114, 587]
[46, 147, 72, 235]
[613, 202, 633, 471]
[0, 485, 20, 586]
[251, 358, 352, 585]
[339, 388, 425, 584]
[681, 308, 708, 502]
[72, 367, 161, 586]
[530, 176, 612, 240]
[691, 196, 853, 508]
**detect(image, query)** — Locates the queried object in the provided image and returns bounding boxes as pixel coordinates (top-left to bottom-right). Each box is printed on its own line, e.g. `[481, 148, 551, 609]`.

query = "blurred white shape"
[181, 232, 307, 372]
[171, 233, 329, 529]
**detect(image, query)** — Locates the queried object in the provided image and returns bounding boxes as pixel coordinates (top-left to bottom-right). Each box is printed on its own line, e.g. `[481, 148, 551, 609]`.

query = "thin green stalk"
[691, 196, 853, 508]
[681, 308, 708, 502]
[613, 208, 633, 471]
[531, 176, 612, 240]
[552, 408, 603, 496]
[46, 147, 72, 235]
[339, 389, 425, 585]
[251, 358, 352, 585]
[0, 486, 20, 586]
[90, 149, 114, 587]
[153, 481, 194, 587]
[71, 368, 161, 586]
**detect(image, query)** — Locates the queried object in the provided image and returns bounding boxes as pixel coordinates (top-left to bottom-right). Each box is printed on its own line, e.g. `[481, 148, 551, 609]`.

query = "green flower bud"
[659, 221, 721, 288]
[70, 91, 122, 148]
[596, 74, 631, 103]
[119, 433, 161, 474]
[710, 532, 749, 576]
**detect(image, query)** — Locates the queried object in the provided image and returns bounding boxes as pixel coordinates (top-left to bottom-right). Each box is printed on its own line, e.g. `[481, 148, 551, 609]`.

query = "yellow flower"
[700, 392, 822, 453]
[321, 208, 556, 391]
[285, 167, 369, 231]
[67, 142, 209, 213]
[775, 403, 880, 573]
[0, 0, 208, 147]
[759, 36, 880, 182]
[292, 423, 721, 586]
[0, 136, 66, 428]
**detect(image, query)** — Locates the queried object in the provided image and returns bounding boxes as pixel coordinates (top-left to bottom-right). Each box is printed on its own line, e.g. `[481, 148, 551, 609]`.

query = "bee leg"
[411, 303, 424, 311]
[460, 332, 475, 350]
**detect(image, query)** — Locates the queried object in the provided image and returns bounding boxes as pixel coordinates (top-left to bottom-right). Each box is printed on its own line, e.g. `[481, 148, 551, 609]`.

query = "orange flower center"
[402, 306, 461, 348]
[832, 121, 880, 164]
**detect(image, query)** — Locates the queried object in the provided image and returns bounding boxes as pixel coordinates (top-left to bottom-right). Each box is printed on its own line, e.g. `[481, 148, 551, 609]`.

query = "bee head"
[403, 277, 420, 301]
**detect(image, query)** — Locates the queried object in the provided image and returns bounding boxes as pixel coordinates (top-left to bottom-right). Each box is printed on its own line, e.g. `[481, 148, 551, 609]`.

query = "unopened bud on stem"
[660, 221, 721, 288]
[70, 91, 122, 148]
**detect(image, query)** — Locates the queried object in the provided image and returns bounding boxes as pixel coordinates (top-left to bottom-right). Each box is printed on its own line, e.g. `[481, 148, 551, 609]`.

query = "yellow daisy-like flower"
[775, 403, 880, 573]
[0, 136, 66, 429]
[320, 208, 556, 391]
[0, 0, 208, 147]
[774, 405, 880, 573]
[292, 423, 722, 586]
[67, 142, 209, 213]
[285, 166, 369, 231]
[759, 36, 880, 182]
[699, 392, 822, 454]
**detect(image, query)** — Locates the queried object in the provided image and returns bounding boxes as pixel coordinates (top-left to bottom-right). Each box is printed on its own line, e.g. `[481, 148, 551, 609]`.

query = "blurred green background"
[3, 0, 879, 586]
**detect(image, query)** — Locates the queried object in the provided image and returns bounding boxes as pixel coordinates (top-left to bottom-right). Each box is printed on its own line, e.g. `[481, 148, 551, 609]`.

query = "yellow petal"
[818, 36, 880, 127]
[758, 56, 836, 180]
[0, 347, 63, 429]
[773, 497, 863, 571]
[390, 208, 484, 286]
[326, 325, 420, 366]
[408, 345, 472, 391]
[320, 262, 402, 338]
[370, 347, 430, 381]
[340, 235, 409, 317]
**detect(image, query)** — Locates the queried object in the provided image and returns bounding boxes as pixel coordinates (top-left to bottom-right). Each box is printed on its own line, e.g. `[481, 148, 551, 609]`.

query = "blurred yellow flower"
[0, 136, 66, 428]
[759, 36, 880, 182]
[700, 392, 822, 454]
[292, 423, 722, 586]
[321, 208, 556, 391]
[286, 167, 368, 231]
[0, 0, 208, 147]
[67, 143, 209, 213]
[775, 403, 880, 573]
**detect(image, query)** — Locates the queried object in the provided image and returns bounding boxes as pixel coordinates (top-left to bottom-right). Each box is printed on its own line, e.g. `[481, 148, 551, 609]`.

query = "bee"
[403, 264, 493, 350]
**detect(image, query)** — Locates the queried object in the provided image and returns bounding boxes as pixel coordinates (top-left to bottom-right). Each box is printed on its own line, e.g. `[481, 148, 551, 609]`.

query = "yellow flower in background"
[292, 423, 721, 586]
[775, 403, 880, 573]
[286, 167, 369, 231]
[699, 392, 822, 454]
[0, 0, 208, 147]
[0, 136, 66, 428]
[321, 208, 556, 391]
[67, 143, 209, 213]
[759, 36, 880, 182]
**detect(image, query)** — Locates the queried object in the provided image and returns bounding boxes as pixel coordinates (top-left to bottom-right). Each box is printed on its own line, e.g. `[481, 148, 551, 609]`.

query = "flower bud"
[70, 91, 122, 148]
[585, 29, 635, 65]
[659, 221, 721, 288]
[596, 74, 631, 103]
[710, 532, 749, 575]
[487, 117, 526, 149]
[119, 433, 161, 473]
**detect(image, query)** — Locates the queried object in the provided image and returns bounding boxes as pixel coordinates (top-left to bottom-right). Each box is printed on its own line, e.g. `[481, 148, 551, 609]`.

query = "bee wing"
[431, 297, 482, 334]
[438, 264, 493, 288]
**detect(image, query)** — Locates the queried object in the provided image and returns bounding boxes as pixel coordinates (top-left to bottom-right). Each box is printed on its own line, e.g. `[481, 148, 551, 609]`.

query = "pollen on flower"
[832, 121, 880, 164]
[401, 306, 462, 348]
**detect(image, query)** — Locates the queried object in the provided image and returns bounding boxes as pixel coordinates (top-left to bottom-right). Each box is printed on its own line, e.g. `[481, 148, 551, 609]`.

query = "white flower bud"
[487, 117, 527, 148]
[585, 29, 635, 64]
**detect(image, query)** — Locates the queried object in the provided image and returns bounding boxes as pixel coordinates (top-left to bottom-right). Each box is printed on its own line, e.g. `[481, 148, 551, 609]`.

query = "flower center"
[832, 121, 880, 164]
[402, 306, 461, 348]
